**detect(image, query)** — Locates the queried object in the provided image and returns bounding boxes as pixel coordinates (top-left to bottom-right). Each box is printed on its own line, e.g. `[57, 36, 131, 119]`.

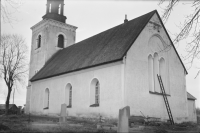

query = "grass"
[0, 114, 200, 133]
[0, 114, 110, 133]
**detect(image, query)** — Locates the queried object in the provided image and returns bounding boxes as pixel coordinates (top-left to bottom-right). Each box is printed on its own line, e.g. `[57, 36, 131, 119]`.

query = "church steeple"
[42, 0, 67, 23]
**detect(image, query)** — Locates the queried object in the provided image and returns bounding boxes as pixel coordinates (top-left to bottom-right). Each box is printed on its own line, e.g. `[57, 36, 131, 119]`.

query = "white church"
[25, 0, 197, 123]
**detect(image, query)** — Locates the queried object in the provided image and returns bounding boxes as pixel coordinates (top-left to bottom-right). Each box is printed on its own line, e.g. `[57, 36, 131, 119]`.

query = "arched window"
[37, 35, 41, 48]
[159, 58, 168, 93]
[58, 4, 61, 14]
[90, 78, 100, 107]
[148, 54, 154, 92]
[44, 88, 50, 109]
[65, 84, 72, 108]
[95, 81, 100, 104]
[153, 53, 160, 93]
[57, 34, 64, 48]
[148, 53, 170, 94]
[49, 3, 51, 13]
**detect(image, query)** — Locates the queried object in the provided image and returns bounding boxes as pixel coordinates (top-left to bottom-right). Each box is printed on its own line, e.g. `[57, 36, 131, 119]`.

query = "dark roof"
[187, 92, 196, 100]
[30, 10, 187, 82]
[0, 104, 18, 110]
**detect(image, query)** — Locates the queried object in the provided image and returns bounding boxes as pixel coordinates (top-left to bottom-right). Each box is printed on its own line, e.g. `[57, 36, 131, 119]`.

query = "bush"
[0, 124, 10, 131]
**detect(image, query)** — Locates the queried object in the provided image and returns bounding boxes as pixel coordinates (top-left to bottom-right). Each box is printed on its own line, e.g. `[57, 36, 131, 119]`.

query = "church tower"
[26, 0, 77, 113]
[29, 0, 77, 80]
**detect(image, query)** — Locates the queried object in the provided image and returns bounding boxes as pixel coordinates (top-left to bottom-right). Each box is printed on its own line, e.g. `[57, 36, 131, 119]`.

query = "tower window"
[58, 4, 61, 15]
[37, 35, 41, 48]
[49, 3, 51, 13]
[57, 34, 64, 48]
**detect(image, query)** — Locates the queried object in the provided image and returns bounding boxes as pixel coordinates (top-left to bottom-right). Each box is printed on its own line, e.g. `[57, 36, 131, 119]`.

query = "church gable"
[122, 12, 189, 120]
[148, 12, 187, 74]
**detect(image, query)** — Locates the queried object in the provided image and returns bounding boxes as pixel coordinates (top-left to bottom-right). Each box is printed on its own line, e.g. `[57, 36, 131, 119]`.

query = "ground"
[0, 114, 200, 133]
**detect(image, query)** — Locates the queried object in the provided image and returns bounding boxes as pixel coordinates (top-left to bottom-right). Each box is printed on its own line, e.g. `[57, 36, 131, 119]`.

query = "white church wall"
[30, 61, 123, 118]
[124, 13, 188, 123]
[187, 100, 197, 122]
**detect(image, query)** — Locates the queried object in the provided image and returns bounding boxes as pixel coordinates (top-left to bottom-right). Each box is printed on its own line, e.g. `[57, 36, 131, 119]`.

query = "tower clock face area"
[29, 0, 77, 81]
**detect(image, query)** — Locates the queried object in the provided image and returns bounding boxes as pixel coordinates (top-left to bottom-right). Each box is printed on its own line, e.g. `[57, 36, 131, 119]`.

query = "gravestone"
[59, 103, 67, 123]
[117, 106, 130, 133]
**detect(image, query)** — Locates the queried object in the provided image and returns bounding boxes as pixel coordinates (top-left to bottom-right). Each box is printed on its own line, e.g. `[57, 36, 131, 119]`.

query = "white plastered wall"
[124, 13, 188, 123]
[187, 100, 197, 122]
[30, 62, 123, 118]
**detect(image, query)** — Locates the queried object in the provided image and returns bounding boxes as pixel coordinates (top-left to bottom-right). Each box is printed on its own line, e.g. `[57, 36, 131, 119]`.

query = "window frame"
[49, 3, 51, 13]
[68, 86, 72, 108]
[57, 34, 64, 48]
[58, 4, 61, 14]
[95, 81, 100, 104]
[44, 88, 50, 110]
[148, 53, 170, 96]
[90, 79, 100, 107]
[36, 34, 42, 49]
[65, 83, 72, 108]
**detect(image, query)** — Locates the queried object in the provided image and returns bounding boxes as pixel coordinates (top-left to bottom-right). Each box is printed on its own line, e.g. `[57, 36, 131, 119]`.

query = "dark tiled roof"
[31, 10, 156, 81]
[187, 92, 196, 100]
[30, 10, 187, 82]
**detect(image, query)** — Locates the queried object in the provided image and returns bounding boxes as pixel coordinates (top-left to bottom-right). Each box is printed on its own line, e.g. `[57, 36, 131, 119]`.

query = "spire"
[42, 0, 67, 23]
[124, 14, 128, 23]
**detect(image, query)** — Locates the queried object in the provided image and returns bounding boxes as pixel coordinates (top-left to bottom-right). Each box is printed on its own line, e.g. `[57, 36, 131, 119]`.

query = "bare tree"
[1, 0, 22, 24]
[0, 34, 28, 114]
[159, 0, 200, 77]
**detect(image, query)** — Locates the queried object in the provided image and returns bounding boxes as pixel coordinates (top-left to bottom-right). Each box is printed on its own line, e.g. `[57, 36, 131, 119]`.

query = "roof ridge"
[69, 10, 157, 48]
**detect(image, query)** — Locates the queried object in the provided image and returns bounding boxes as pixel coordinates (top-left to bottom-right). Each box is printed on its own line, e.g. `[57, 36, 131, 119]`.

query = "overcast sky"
[1, 0, 200, 108]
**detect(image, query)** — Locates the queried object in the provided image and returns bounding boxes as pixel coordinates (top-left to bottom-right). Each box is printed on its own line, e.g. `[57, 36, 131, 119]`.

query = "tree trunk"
[5, 88, 12, 115]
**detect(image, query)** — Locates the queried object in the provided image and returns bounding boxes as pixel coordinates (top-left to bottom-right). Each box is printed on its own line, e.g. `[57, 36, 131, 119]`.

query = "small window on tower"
[58, 4, 61, 14]
[37, 35, 41, 48]
[49, 3, 51, 13]
[57, 34, 64, 48]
